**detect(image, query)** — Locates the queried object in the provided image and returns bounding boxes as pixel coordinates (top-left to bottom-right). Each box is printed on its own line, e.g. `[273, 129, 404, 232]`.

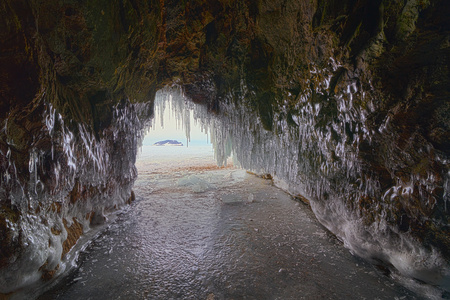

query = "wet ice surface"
[39, 146, 421, 299]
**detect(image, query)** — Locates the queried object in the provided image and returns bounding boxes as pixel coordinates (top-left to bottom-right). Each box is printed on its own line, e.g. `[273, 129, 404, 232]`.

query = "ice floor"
[36, 145, 423, 299]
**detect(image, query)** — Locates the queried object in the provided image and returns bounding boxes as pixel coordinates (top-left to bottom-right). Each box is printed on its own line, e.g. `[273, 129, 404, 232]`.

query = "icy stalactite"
[0, 100, 149, 294]
[152, 88, 209, 150]
[152, 87, 237, 166]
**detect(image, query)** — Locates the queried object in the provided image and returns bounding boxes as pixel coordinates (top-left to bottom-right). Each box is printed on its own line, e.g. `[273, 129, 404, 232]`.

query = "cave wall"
[0, 0, 161, 292]
[0, 0, 449, 293]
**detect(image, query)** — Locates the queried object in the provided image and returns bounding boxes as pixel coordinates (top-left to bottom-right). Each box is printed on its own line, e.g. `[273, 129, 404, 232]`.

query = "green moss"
[395, 0, 430, 41]
[412, 158, 431, 177]
[0, 203, 20, 224]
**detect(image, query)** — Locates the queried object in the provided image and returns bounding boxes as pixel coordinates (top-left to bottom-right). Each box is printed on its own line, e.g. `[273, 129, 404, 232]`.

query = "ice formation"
[1, 60, 448, 294]
[152, 58, 449, 290]
[0, 98, 149, 294]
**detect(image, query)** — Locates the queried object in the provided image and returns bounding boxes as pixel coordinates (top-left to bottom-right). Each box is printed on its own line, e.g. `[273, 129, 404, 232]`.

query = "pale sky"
[142, 103, 210, 146]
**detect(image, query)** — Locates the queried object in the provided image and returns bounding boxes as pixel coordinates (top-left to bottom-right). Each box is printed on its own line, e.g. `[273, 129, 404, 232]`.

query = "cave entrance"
[136, 87, 233, 175]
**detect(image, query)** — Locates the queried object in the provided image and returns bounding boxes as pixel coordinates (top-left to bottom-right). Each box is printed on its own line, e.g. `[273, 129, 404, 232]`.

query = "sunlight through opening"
[136, 87, 233, 174]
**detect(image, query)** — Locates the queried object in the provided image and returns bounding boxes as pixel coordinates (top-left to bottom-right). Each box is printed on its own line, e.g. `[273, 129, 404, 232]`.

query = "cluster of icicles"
[0, 98, 149, 294]
[153, 59, 449, 292]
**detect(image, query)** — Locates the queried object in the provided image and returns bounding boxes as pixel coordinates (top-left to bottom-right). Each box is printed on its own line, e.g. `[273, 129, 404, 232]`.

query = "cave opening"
[143, 88, 211, 148]
[136, 87, 235, 175]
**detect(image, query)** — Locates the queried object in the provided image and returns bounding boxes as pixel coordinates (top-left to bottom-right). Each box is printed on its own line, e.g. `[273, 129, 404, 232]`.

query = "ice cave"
[0, 0, 449, 298]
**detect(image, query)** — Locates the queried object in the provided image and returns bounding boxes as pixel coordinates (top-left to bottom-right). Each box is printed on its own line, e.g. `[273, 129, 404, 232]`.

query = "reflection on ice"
[39, 152, 421, 299]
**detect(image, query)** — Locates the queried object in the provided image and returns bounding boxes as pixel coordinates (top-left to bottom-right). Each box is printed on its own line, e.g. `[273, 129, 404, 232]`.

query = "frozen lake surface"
[39, 146, 423, 299]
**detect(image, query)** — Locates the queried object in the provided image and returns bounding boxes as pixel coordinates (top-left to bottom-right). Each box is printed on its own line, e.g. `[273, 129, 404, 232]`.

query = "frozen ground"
[37, 145, 424, 299]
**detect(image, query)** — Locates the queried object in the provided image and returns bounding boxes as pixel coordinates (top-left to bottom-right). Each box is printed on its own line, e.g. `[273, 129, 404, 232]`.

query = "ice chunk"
[178, 175, 213, 193]
[221, 193, 244, 203]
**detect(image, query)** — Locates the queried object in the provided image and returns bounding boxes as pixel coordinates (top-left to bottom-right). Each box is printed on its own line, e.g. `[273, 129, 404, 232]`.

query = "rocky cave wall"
[0, 0, 449, 294]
